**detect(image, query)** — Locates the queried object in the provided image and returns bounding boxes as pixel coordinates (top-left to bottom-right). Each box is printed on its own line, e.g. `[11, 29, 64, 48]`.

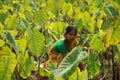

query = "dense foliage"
[0, 0, 120, 80]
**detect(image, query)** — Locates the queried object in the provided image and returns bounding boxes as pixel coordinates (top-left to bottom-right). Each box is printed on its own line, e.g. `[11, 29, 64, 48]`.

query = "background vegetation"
[0, 0, 120, 80]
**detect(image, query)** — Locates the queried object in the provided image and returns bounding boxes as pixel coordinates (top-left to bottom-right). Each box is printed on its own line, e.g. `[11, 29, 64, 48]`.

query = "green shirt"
[53, 40, 67, 55]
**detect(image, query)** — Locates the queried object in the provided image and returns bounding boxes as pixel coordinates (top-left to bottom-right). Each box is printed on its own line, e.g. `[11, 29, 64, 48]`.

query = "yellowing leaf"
[0, 23, 4, 36]
[69, 68, 88, 80]
[34, 11, 47, 25]
[0, 40, 5, 47]
[41, 3, 46, 8]
[46, 21, 67, 36]
[0, 5, 8, 13]
[62, 3, 73, 17]
[74, 7, 82, 20]
[9, 30, 18, 37]
[20, 57, 34, 78]
[103, 25, 120, 47]
[97, 19, 103, 29]
[0, 46, 17, 80]
[20, 5, 32, 12]
[5, 16, 18, 30]
[90, 34, 106, 51]
[83, 12, 90, 22]
[88, 16, 95, 33]
[12, 0, 19, 4]
[19, 13, 26, 19]
[16, 38, 27, 53]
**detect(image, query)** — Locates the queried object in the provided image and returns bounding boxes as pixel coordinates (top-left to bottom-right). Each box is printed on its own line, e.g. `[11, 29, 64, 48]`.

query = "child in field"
[44, 25, 78, 68]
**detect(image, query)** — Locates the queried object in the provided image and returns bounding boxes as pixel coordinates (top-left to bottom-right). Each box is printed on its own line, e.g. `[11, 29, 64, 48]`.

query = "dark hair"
[65, 25, 77, 34]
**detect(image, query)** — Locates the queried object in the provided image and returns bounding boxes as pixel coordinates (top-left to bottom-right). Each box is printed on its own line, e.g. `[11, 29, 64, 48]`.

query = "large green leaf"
[0, 46, 17, 80]
[34, 11, 47, 25]
[19, 18, 29, 29]
[87, 53, 100, 76]
[55, 46, 88, 79]
[0, 40, 5, 47]
[6, 30, 19, 54]
[5, 16, 18, 30]
[104, 5, 118, 17]
[16, 38, 27, 53]
[0, 12, 8, 23]
[61, 2, 73, 18]
[24, 10, 34, 21]
[90, 32, 106, 51]
[69, 68, 88, 80]
[103, 23, 120, 47]
[74, 18, 83, 31]
[28, 28, 45, 57]
[47, 0, 60, 17]
[17, 50, 34, 78]
[46, 21, 67, 39]
[20, 57, 34, 78]
[101, 18, 112, 31]
[0, 23, 4, 37]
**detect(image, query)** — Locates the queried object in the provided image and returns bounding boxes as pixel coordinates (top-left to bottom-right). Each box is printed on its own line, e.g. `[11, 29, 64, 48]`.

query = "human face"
[65, 29, 77, 42]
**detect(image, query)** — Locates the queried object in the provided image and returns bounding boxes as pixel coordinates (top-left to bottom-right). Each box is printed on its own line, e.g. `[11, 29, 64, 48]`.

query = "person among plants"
[44, 25, 78, 68]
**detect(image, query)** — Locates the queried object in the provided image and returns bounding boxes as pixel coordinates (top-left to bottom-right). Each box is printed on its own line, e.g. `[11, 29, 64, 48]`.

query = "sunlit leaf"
[17, 50, 34, 78]
[47, 0, 60, 17]
[87, 53, 100, 76]
[0, 23, 4, 37]
[34, 11, 47, 25]
[0, 46, 17, 80]
[18, 12, 26, 19]
[28, 28, 45, 57]
[97, 19, 103, 29]
[0, 5, 8, 13]
[82, 12, 90, 24]
[24, 10, 34, 21]
[46, 21, 67, 39]
[88, 16, 95, 33]
[53, 22, 67, 35]
[69, 68, 88, 80]
[0, 40, 5, 47]
[9, 30, 18, 37]
[74, 7, 81, 20]
[74, 18, 83, 31]
[89, 0, 102, 13]
[55, 46, 88, 79]
[62, 3, 73, 17]
[103, 24, 120, 47]
[20, 5, 32, 12]
[40, 67, 50, 77]
[16, 38, 27, 53]
[90, 33, 106, 51]
[5, 16, 18, 30]
[20, 57, 34, 78]
[17, 52, 28, 70]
